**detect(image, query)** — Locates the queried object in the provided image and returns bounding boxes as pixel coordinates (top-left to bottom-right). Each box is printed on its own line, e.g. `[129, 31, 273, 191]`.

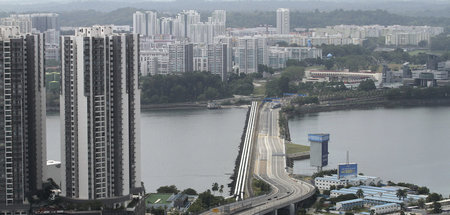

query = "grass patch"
[253, 81, 266, 96]
[408, 49, 447, 56]
[285, 143, 310, 154]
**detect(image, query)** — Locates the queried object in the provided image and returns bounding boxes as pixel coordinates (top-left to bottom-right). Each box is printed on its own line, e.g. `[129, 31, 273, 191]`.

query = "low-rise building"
[145, 193, 197, 212]
[304, 70, 381, 83]
[336, 199, 365, 211]
[370, 203, 401, 214]
[331, 186, 426, 204]
[315, 175, 381, 190]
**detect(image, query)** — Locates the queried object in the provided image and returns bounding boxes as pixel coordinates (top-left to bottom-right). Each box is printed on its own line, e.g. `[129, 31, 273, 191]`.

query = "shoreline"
[283, 98, 450, 117]
[284, 98, 450, 196]
[46, 103, 251, 112]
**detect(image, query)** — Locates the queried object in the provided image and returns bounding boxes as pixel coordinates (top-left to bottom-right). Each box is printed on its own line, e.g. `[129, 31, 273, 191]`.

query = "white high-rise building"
[236, 37, 258, 74]
[0, 15, 32, 33]
[236, 36, 268, 74]
[211, 10, 226, 24]
[133, 11, 146, 35]
[60, 26, 143, 203]
[133, 11, 158, 36]
[277, 8, 290, 34]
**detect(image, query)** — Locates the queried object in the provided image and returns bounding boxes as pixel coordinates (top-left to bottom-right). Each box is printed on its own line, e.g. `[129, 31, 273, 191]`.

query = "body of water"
[46, 108, 247, 194]
[289, 106, 450, 196]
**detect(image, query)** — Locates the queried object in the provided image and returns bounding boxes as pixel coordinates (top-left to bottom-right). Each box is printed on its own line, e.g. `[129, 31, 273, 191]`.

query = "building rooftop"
[371, 203, 399, 209]
[146, 193, 173, 205]
[337, 198, 365, 204]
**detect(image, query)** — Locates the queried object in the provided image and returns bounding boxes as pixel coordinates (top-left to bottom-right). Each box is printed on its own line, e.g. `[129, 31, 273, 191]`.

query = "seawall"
[228, 106, 251, 195]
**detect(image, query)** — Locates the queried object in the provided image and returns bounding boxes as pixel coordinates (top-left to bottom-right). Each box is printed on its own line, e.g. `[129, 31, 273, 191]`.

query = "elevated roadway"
[202, 103, 315, 215]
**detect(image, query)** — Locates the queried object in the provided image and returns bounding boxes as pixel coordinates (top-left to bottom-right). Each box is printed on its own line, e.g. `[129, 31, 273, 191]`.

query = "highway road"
[234, 103, 315, 215]
[202, 103, 315, 215]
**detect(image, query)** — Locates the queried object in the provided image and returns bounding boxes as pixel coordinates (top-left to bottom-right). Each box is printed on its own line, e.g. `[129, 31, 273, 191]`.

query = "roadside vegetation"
[252, 178, 272, 196]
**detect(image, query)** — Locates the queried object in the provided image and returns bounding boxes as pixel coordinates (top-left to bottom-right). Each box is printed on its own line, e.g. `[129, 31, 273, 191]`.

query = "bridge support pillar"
[272, 209, 278, 215]
[289, 203, 295, 215]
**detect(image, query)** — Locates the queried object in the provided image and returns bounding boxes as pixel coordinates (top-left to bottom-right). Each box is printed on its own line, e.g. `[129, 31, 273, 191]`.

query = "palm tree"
[212, 182, 219, 195]
[396, 189, 407, 200]
[356, 189, 364, 198]
[219, 185, 224, 195]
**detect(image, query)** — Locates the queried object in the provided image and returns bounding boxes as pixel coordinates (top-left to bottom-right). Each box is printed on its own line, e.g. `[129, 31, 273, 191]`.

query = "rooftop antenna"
[346, 151, 349, 164]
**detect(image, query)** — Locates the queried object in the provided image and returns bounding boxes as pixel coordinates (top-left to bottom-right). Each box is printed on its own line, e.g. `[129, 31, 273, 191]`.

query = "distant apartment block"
[276, 8, 290, 34]
[168, 42, 194, 74]
[268, 46, 322, 69]
[133, 11, 158, 36]
[0, 15, 32, 33]
[311, 24, 443, 47]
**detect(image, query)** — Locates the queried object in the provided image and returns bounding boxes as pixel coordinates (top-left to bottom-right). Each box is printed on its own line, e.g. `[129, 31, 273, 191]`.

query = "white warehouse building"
[315, 174, 381, 190]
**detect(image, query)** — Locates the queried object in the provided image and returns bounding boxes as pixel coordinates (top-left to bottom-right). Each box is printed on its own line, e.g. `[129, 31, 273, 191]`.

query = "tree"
[370, 209, 375, 215]
[356, 189, 364, 198]
[417, 186, 430, 195]
[396, 189, 407, 200]
[157, 185, 179, 194]
[276, 41, 289, 47]
[418, 40, 428, 48]
[281, 66, 305, 81]
[323, 59, 334, 70]
[182, 188, 198, 195]
[219, 185, 224, 195]
[417, 198, 425, 209]
[426, 193, 443, 202]
[432, 201, 442, 214]
[358, 79, 376, 91]
[278, 76, 290, 94]
[212, 183, 219, 195]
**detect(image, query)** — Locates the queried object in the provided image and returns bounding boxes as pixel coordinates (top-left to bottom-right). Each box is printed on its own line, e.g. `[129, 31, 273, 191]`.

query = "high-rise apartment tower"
[60, 26, 142, 201]
[0, 26, 46, 214]
[276, 8, 290, 34]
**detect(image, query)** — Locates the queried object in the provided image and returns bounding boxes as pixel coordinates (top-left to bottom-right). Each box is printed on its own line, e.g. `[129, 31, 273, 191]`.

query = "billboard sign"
[308, 134, 330, 142]
[338, 163, 358, 179]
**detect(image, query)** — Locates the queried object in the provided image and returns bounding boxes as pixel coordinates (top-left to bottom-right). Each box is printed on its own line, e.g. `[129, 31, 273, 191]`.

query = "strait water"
[46, 108, 247, 194]
[47, 106, 450, 196]
[290, 106, 450, 196]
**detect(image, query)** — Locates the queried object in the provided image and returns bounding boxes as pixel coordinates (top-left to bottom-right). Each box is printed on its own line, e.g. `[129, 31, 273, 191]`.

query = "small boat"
[207, 102, 221, 109]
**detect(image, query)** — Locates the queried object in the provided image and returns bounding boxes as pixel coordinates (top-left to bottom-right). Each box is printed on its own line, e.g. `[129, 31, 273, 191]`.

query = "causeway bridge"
[202, 101, 316, 215]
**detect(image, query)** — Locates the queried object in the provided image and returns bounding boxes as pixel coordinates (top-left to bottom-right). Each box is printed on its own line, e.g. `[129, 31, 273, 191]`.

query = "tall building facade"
[208, 43, 229, 81]
[0, 15, 32, 34]
[236, 36, 267, 74]
[211, 10, 226, 24]
[168, 42, 193, 74]
[30, 13, 59, 32]
[276, 8, 290, 34]
[133, 11, 158, 37]
[0, 26, 46, 214]
[60, 26, 142, 201]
